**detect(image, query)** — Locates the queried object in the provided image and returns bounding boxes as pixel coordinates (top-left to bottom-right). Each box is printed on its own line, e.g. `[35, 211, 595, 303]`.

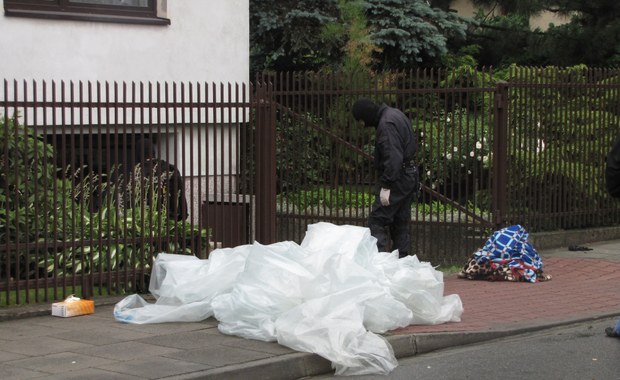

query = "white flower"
[453, 146, 458, 152]
[476, 141, 482, 149]
[427, 170, 431, 176]
[483, 156, 489, 163]
[446, 153, 452, 160]
[467, 170, 472, 174]
[446, 117, 451, 123]
[469, 151, 475, 157]
[536, 139, 545, 153]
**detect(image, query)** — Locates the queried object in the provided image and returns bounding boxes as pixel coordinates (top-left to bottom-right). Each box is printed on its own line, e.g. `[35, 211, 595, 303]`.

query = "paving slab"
[0, 241, 618, 379]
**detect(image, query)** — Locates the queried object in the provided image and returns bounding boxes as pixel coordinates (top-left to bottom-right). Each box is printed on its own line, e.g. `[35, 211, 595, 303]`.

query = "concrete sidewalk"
[1, 241, 619, 380]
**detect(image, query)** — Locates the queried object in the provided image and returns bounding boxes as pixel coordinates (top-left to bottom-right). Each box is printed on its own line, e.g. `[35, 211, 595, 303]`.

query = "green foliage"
[0, 118, 208, 280]
[365, 0, 470, 67]
[250, 0, 341, 74]
[436, 264, 463, 274]
[0, 117, 60, 243]
[469, 0, 620, 67]
[40, 164, 208, 277]
[530, 20, 620, 66]
[440, 44, 481, 69]
[250, 0, 472, 73]
[417, 107, 492, 192]
[279, 187, 374, 210]
[272, 5, 385, 194]
[0, 284, 113, 307]
[330, 0, 382, 75]
[251, 0, 620, 72]
[0, 116, 71, 278]
[500, 65, 620, 229]
[440, 65, 497, 110]
[416, 200, 461, 215]
[279, 189, 486, 223]
[468, 12, 534, 67]
[276, 111, 332, 192]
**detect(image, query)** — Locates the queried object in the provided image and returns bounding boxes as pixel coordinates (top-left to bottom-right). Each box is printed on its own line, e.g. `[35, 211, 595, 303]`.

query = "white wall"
[0, 0, 249, 84]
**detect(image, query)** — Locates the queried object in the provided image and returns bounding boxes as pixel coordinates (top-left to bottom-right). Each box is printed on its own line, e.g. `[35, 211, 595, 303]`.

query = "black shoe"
[568, 245, 592, 251]
[605, 327, 619, 337]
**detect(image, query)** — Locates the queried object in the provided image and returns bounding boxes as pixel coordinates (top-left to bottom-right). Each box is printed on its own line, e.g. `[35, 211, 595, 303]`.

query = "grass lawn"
[0, 285, 114, 307]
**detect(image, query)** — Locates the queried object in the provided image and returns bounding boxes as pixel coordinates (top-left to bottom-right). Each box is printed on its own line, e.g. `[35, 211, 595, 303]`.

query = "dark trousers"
[368, 168, 418, 258]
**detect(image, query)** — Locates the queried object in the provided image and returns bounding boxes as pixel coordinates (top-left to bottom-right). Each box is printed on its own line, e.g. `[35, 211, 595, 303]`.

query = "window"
[4, 0, 169, 25]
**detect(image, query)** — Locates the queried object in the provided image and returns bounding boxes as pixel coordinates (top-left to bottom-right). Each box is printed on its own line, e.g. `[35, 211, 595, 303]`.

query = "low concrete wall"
[530, 226, 620, 250]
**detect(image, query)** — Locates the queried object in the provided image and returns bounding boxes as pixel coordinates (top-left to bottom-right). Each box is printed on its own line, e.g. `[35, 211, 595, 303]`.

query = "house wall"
[450, 0, 569, 31]
[0, 0, 249, 84]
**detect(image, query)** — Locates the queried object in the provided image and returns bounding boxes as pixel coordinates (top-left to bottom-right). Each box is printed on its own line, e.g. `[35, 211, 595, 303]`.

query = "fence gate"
[256, 70, 498, 266]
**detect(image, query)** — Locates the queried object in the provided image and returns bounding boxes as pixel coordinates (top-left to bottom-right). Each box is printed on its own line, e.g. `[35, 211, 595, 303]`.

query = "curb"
[529, 226, 620, 250]
[166, 312, 620, 380]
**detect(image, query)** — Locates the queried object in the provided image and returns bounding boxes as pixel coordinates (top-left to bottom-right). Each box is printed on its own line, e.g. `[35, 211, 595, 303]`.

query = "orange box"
[51, 296, 95, 317]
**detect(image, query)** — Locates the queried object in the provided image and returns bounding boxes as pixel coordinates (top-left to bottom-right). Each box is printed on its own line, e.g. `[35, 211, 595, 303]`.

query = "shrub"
[41, 166, 209, 276]
[0, 116, 67, 279]
[0, 117, 208, 280]
[417, 107, 492, 194]
[276, 111, 332, 192]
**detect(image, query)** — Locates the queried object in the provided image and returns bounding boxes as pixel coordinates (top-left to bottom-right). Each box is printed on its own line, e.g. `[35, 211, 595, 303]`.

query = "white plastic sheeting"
[114, 222, 463, 375]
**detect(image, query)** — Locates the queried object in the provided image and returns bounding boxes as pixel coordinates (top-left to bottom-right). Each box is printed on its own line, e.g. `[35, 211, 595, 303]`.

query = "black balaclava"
[352, 98, 380, 127]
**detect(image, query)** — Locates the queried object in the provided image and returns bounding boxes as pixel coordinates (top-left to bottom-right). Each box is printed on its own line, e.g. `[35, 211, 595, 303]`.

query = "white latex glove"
[380, 188, 391, 206]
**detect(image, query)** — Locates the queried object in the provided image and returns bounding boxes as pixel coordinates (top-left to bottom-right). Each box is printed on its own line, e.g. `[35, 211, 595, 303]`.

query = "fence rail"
[3, 67, 620, 306]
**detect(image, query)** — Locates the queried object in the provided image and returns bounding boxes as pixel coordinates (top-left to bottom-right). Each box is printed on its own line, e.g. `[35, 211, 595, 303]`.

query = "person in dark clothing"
[352, 99, 419, 258]
[606, 132, 620, 198]
[604, 132, 620, 338]
[133, 138, 188, 222]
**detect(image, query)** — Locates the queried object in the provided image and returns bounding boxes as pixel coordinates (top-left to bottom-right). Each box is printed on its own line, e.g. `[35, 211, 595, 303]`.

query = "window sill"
[5, 9, 170, 26]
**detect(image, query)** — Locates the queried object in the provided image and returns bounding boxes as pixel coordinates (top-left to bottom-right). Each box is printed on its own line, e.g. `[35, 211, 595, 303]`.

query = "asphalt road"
[310, 317, 620, 380]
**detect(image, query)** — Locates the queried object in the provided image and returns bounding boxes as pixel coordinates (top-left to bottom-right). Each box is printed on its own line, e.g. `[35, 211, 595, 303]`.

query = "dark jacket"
[136, 158, 188, 221]
[374, 104, 417, 189]
[606, 132, 620, 198]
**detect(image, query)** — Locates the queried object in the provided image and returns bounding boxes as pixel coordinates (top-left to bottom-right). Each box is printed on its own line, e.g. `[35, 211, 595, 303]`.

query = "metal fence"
[262, 67, 620, 264]
[1, 80, 256, 305]
[3, 66, 620, 306]
[503, 67, 620, 229]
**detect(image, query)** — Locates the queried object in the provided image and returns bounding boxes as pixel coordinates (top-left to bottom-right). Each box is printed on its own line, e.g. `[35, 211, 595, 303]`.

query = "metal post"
[254, 81, 277, 244]
[492, 81, 509, 228]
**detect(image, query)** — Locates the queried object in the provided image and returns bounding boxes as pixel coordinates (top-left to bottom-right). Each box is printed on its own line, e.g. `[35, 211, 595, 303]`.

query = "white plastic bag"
[115, 247, 250, 324]
[113, 222, 464, 376]
[387, 255, 463, 325]
[213, 241, 314, 341]
[113, 294, 213, 324]
[275, 288, 399, 376]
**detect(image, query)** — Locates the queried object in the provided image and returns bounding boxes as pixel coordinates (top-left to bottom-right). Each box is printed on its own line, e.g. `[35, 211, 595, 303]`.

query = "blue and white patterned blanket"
[473, 224, 543, 282]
